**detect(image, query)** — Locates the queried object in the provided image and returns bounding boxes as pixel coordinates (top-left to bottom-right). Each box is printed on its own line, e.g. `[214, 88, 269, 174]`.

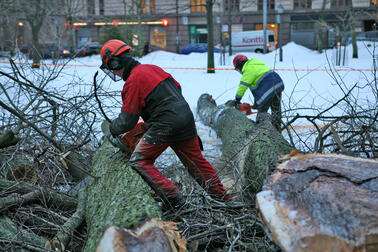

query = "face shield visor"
[100, 47, 127, 82]
[100, 64, 123, 82]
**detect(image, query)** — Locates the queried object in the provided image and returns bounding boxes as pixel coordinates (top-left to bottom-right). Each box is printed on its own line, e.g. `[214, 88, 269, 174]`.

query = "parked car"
[356, 31, 378, 42]
[75, 42, 102, 57]
[180, 43, 220, 54]
[27, 43, 72, 59]
[341, 31, 378, 46]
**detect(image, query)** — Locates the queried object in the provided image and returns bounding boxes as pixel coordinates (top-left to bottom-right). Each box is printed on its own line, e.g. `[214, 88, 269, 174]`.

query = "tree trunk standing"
[256, 153, 378, 252]
[348, 0, 358, 58]
[316, 0, 327, 53]
[30, 24, 42, 68]
[84, 135, 161, 251]
[197, 94, 293, 194]
[227, 0, 232, 56]
[25, 0, 47, 69]
[206, 0, 215, 74]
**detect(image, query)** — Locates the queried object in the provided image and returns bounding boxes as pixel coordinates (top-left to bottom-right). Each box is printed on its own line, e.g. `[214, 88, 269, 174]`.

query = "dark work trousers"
[257, 92, 282, 131]
[129, 132, 229, 203]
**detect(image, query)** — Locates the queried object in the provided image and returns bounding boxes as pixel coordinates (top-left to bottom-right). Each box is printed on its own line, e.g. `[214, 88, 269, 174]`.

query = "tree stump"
[256, 153, 378, 252]
[96, 218, 186, 252]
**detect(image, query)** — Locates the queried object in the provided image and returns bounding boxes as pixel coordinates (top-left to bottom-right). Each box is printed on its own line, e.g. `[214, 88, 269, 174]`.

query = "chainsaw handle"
[106, 132, 132, 156]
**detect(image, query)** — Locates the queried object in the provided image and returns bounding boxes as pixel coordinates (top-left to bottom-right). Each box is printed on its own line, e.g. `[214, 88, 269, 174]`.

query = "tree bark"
[206, 0, 215, 73]
[0, 179, 77, 209]
[0, 215, 46, 249]
[197, 93, 293, 194]
[0, 130, 19, 149]
[84, 123, 162, 251]
[256, 153, 378, 252]
[49, 186, 87, 251]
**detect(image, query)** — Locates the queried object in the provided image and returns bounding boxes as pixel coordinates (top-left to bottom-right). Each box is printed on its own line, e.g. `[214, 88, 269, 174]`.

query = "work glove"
[234, 97, 241, 109]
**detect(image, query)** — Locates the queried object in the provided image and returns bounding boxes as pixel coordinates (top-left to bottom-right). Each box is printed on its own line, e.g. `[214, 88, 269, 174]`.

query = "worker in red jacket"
[100, 40, 229, 209]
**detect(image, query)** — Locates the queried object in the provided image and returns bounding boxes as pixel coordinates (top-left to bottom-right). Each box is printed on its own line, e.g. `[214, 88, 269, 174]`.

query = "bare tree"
[206, 0, 216, 73]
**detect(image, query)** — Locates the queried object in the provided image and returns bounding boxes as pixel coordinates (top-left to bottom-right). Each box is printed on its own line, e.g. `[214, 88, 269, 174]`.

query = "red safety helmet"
[100, 40, 132, 81]
[233, 54, 248, 72]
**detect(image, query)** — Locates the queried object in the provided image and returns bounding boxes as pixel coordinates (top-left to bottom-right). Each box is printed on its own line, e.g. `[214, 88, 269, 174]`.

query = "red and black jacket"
[110, 64, 197, 143]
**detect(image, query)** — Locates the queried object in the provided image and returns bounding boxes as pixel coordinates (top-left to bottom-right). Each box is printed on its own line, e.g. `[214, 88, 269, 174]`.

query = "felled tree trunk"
[197, 94, 293, 193]
[256, 153, 378, 252]
[84, 124, 162, 252]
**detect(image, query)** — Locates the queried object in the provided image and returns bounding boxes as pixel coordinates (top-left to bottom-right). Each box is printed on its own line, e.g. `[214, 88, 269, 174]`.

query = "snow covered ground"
[1, 41, 376, 159]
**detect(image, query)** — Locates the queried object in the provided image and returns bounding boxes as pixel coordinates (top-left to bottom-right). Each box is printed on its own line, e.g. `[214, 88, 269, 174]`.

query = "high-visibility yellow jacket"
[235, 58, 284, 107]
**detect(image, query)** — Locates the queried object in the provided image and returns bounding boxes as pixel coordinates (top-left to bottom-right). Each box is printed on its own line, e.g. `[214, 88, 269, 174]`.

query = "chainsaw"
[238, 103, 256, 115]
[108, 120, 147, 158]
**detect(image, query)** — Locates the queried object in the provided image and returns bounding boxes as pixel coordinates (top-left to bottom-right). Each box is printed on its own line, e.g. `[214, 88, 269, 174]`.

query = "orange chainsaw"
[108, 120, 147, 158]
[238, 103, 256, 115]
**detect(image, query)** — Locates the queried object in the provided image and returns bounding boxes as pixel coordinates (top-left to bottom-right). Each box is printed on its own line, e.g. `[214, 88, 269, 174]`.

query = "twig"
[93, 71, 111, 122]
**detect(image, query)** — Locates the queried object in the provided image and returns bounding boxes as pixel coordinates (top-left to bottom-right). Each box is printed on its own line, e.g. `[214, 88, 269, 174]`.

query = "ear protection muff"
[102, 44, 130, 70]
[102, 49, 122, 70]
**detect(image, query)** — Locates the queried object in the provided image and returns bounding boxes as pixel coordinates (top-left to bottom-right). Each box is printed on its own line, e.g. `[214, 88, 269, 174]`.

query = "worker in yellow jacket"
[232, 54, 284, 131]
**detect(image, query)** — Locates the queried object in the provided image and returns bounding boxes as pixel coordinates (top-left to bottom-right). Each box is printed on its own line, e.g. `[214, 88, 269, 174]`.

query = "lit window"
[142, 0, 146, 14]
[150, 0, 155, 13]
[191, 0, 206, 13]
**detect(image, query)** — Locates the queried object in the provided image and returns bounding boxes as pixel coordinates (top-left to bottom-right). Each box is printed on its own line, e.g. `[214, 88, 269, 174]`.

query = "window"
[87, 0, 95, 15]
[99, 0, 104, 15]
[257, 0, 275, 11]
[293, 0, 312, 9]
[225, 0, 240, 11]
[150, 0, 155, 13]
[191, 0, 206, 13]
[142, 0, 146, 13]
[331, 0, 347, 7]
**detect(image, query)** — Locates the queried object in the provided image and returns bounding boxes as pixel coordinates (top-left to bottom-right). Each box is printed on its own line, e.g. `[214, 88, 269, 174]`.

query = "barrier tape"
[0, 61, 375, 72]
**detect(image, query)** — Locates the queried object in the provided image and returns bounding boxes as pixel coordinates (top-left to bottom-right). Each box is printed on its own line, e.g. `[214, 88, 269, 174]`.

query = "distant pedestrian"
[232, 54, 284, 130]
[143, 42, 150, 56]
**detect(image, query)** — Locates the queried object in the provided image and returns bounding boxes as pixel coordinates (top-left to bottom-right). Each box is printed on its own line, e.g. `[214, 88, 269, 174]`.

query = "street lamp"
[277, 4, 284, 62]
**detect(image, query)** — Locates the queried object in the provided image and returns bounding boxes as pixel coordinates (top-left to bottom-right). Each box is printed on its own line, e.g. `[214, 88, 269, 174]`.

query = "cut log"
[256, 153, 378, 252]
[84, 122, 162, 251]
[197, 93, 293, 193]
[96, 218, 186, 252]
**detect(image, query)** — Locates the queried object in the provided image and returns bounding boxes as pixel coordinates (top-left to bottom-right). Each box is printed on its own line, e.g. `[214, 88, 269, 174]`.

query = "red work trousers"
[129, 135, 228, 202]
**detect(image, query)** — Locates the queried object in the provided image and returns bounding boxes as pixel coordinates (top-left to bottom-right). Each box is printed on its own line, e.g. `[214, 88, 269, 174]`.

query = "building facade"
[1, 0, 376, 54]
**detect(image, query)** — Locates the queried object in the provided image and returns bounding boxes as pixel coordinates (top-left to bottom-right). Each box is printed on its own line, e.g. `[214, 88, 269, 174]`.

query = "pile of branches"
[0, 136, 92, 251]
[164, 197, 277, 251]
[158, 151, 279, 251]
[0, 57, 99, 251]
[282, 65, 377, 158]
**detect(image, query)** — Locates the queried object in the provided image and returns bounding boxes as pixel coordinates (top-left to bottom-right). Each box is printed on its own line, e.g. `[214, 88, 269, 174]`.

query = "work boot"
[162, 195, 186, 211]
